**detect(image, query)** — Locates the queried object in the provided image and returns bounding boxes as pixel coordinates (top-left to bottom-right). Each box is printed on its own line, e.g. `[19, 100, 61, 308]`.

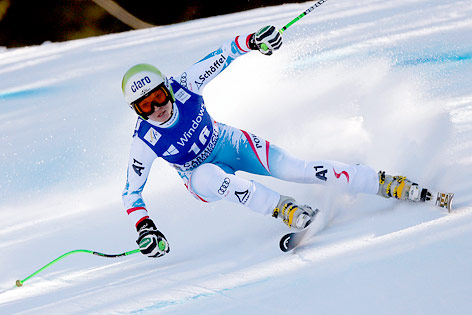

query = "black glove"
[136, 219, 170, 258]
[249, 25, 283, 56]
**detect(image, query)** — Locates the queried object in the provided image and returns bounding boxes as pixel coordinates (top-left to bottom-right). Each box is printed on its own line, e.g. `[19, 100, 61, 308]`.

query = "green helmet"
[121, 63, 174, 107]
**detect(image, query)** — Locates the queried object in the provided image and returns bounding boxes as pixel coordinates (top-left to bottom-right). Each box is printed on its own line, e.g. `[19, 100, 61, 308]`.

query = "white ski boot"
[377, 171, 421, 201]
[272, 195, 317, 229]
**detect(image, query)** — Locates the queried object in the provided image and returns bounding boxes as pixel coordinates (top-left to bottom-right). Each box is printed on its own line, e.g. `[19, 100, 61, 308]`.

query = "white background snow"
[1, 0, 471, 313]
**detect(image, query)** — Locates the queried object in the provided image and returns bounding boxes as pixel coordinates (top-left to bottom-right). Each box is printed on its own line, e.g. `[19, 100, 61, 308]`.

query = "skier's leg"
[189, 163, 279, 215]
[267, 144, 380, 195]
[268, 146, 421, 201]
[229, 127, 379, 195]
[214, 124, 423, 201]
[189, 163, 317, 229]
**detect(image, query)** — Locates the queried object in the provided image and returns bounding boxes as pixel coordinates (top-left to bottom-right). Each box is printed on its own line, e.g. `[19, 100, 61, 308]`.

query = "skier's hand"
[250, 25, 283, 56]
[136, 219, 170, 258]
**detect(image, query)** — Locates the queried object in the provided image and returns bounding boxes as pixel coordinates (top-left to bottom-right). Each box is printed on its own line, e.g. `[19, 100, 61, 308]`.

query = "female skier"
[121, 26, 421, 257]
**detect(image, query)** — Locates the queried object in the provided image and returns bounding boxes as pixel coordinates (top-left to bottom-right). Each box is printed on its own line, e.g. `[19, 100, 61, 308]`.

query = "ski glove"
[249, 25, 283, 56]
[136, 219, 170, 258]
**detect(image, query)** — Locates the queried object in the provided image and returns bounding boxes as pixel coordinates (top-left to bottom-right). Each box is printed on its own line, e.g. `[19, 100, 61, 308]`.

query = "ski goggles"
[131, 83, 171, 118]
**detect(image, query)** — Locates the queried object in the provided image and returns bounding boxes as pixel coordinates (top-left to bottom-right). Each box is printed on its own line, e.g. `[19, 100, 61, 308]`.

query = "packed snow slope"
[1, 0, 471, 313]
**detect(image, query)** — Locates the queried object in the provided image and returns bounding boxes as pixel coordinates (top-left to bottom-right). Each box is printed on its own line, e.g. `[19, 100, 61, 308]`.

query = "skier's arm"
[122, 137, 157, 229]
[122, 138, 170, 257]
[175, 26, 282, 94]
[174, 34, 253, 94]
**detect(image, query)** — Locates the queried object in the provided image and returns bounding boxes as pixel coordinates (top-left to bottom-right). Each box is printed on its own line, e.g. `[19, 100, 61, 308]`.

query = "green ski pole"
[16, 248, 140, 287]
[259, 0, 330, 52]
[280, 0, 330, 34]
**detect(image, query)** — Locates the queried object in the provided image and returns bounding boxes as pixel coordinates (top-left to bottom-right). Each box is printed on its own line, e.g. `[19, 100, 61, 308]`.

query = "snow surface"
[1, 0, 471, 313]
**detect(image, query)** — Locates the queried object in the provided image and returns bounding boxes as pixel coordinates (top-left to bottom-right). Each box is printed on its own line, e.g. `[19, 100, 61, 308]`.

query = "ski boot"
[272, 195, 317, 229]
[377, 171, 421, 201]
[377, 171, 454, 211]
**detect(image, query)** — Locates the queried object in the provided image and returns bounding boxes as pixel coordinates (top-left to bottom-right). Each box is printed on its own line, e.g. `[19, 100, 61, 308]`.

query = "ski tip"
[447, 193, 454, 213]
[279, 233, 292, 252]
[436, 192, 454, 213]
